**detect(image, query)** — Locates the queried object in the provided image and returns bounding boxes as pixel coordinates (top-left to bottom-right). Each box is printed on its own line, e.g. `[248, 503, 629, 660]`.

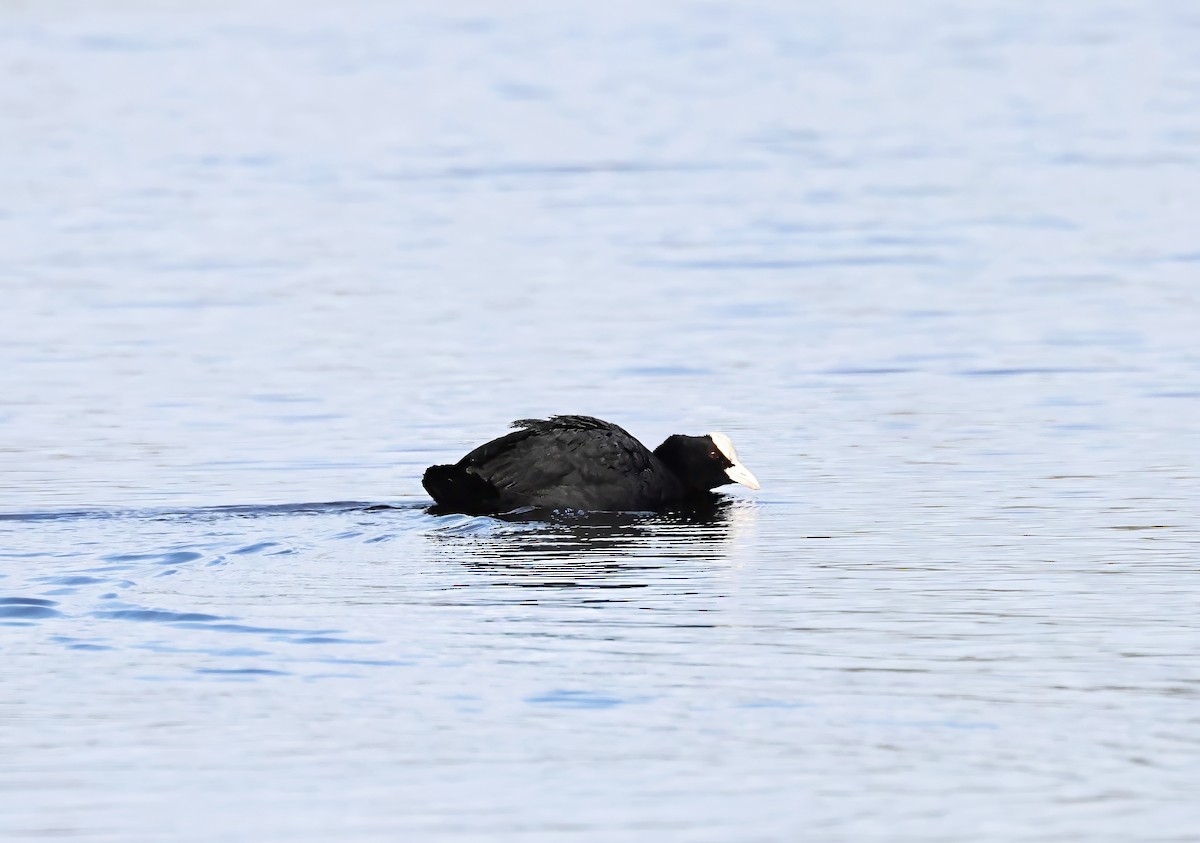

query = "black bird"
[422, 415, 760, 514]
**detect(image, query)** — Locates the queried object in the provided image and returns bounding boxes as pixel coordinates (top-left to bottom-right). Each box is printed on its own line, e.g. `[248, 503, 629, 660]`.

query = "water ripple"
[0, 597, 62, 619]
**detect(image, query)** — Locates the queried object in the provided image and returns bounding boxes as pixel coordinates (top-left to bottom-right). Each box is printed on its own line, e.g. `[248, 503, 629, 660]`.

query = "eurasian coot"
[423, 415, 760, 514]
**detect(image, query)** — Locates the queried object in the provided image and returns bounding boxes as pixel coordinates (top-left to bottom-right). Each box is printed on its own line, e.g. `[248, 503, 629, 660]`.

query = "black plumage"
[423, 415, 759, 514]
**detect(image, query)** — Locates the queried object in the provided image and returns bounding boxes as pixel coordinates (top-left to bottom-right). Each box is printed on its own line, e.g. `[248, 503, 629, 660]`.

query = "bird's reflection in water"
[427, 495, 756, 590]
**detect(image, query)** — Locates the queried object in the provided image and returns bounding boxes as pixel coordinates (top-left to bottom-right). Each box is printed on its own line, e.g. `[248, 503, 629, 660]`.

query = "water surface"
[2, 0, 1199, 840]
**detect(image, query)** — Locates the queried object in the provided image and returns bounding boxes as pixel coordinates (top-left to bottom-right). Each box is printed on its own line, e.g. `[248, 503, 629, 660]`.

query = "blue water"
[3, 1, 1200, 839]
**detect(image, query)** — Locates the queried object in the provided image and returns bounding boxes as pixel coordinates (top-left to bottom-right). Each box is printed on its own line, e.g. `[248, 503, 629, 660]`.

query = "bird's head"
[654, 432, 760, 494]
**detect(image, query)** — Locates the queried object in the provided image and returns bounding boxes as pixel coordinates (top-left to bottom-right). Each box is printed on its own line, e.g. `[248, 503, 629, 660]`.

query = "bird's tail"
[422, 464, 499, 514]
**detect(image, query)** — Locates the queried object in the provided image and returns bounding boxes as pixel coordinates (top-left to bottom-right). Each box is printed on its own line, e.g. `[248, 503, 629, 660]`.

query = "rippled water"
[3, 1, 1199, 839]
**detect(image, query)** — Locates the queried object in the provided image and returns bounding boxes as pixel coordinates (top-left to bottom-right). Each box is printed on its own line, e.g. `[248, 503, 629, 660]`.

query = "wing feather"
[458, 416, 662, 509]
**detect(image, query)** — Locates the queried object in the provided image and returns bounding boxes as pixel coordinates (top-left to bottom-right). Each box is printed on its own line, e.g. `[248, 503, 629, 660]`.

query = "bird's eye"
[709, 449, 718, 458]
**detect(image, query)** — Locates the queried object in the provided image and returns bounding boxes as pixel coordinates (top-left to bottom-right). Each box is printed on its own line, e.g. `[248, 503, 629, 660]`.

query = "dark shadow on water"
[426, 495, 752, 588]
[425, 493, 732, 524]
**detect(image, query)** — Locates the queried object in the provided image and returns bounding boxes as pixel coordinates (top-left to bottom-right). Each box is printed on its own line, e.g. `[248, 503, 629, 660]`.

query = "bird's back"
[424, 415, 682, 513]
